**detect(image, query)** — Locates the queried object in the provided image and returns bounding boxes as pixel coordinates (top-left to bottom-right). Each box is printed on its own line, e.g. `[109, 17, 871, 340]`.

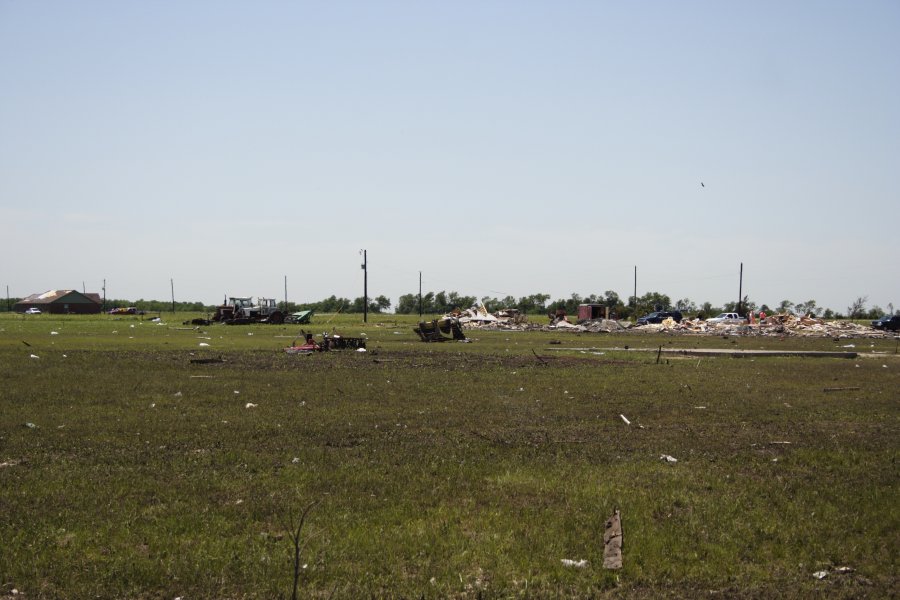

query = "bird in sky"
[700, 181, 705, 188]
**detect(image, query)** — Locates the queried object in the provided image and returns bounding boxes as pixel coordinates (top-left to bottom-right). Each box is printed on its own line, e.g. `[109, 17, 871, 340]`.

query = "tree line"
[2, 292, 894, 319]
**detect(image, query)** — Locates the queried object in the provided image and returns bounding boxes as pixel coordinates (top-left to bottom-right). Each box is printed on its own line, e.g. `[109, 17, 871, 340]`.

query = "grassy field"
[1, 312, 898, 599]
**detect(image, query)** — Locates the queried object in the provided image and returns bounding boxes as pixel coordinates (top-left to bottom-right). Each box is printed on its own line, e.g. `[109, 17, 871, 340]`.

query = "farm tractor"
[213, 297, 285, 325]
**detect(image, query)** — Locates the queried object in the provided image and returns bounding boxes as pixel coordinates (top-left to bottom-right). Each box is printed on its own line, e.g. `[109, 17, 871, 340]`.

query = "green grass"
[1, 313, 898, 598]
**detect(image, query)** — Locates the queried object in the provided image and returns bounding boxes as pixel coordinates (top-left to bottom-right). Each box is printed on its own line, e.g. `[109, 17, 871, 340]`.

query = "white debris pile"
[630, 313, 890, 338]
[455, 305, 539, 331]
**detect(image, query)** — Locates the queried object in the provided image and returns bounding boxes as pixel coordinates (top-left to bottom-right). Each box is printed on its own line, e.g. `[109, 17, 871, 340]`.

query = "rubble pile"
[447, 305, 889, 338]
[632, 313, 890, 338]
[547, 318, 632, 333]
[456, 305, 540, 331]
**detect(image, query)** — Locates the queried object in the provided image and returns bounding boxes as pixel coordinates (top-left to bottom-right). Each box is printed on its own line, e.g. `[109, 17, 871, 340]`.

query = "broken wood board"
[603, 509, 623, 569]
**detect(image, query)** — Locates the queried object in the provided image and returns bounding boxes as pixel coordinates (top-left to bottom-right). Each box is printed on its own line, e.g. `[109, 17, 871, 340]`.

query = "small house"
[14, 290, 102, 314]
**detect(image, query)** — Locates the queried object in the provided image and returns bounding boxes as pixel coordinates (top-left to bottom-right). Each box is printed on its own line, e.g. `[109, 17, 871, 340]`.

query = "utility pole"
[171, 278, 175, 313]
[6, 285, 9, 312]
[284, 275, 288, 312]
[360, 249, 368, 323]
[102, 279, 106, 312]
[633, 266, 637, 313]
[418, 271, 423, 318]
[738, 262, 743, 316]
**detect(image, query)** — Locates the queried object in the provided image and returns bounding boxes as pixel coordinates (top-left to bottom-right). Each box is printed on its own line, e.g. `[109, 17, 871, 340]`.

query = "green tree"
[794, 299, 821, 317]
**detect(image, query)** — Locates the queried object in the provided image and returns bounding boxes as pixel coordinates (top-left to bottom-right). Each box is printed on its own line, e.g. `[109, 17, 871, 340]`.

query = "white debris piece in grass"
[174, 391, 182, 397]
[561, 559, 588, 568]
[292, 457, 300, 464]
[234, 390, 240, 394]
[356, 347, 367, 353]
[813, 570, 829, 580]
[51, 331, 58, 335]
[245, 403, 258, 409]
[660, 454, 678, 463]
[29, 354, 39, 359]
[620, 414, 631, 425]
[199, 342, 210, 347]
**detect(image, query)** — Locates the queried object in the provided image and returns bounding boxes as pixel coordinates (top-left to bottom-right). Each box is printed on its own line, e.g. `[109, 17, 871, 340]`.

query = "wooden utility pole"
[361, 250, 368, 323]
[418, 271, 423, 318]
[738, 263, 743, 316]
[284, 275, 288, 312]
[171, 279, 175, 313]
[633, 266, 637, 312]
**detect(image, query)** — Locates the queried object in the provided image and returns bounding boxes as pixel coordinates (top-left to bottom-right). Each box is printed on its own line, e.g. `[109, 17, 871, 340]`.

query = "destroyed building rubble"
[448, 306, 894, 338]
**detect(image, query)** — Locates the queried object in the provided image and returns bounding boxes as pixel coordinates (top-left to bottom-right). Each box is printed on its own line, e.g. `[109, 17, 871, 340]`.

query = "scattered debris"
[0, 459, 21, 468]
[620, 414, 631, 426]
[823, 386, 861, 393]
[561, 559, 588, 568]
[25, 422, 37, 429]
[659, 454, 678, 463]
[603, 509, 623, 569]
[29, 354, 39, 359]
[198, 342, 210, 347]
[245, 403, 258, 409]
[284, 332, 367, 354]
[635, 313, 891, 338]
[414, 317, 466, 342]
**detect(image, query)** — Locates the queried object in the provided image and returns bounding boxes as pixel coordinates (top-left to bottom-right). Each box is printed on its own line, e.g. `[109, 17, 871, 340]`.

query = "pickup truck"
[706, 312, 745, 325]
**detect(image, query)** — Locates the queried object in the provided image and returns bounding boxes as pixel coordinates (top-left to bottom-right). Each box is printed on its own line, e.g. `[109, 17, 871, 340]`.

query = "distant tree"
[794, 300, 821, 317]
[697, 302, 719, 319]
[516, 293, 551, 314]
[723, 296, 756, 315]
[633, 292, 671, 316]
[865, 305, 883, 320]
[349, 295, 391, 313]
[395, 293, 418, 314]
[822, 308, 836, 319]
[674, 298, 697, 313]
[777, 299, 794, 314]
[846, 296, 867, 319]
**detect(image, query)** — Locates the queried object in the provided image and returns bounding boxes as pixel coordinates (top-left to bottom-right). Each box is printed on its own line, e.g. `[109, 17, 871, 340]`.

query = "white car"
[706, 312, 743, 325]
[24, 307, 42, 314]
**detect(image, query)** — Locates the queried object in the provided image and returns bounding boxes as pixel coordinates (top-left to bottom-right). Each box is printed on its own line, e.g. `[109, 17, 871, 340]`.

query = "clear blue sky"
[2, 1, 898, 313]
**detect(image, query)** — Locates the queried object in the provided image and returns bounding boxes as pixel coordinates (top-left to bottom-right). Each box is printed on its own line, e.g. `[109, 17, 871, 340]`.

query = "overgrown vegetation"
[1, 313, 897, 598]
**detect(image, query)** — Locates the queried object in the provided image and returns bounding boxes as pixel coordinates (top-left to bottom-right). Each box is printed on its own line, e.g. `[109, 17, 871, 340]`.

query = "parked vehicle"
[706, 312, 745, 325]
[213, 296, 284, 324]
[871, 314, 900, 331]
[636, 310, 683, 325]
[24, 307, 42, 314]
